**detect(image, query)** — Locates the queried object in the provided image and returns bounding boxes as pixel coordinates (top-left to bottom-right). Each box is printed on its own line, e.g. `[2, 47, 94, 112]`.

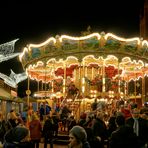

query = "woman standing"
[29, 113, 42, 148]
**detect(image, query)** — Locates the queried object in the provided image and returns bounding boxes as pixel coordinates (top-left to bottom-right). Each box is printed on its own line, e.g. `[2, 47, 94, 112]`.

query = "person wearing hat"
[3, 125, 32, 148]
[68, 125, 90, 148]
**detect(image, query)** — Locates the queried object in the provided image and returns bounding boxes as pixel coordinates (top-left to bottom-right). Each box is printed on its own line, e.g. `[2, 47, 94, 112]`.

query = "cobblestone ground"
[39, 143, 68, 148]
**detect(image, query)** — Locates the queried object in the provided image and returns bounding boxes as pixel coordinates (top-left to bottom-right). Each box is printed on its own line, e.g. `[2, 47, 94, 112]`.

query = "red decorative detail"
[88, 64, 99, 68]
[55, 65, 78, 77]
[105, 66, 122, 78]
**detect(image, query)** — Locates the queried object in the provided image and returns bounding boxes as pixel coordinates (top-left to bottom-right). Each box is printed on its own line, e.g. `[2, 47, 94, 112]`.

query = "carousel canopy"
[18, 32, 148, 110]
[19, 32, 148, 83]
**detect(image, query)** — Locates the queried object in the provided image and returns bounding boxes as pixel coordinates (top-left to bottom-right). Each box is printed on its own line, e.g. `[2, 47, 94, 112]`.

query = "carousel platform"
[54, 133, 70, 145]
[40, 130, 70, 146]
[53, 129, 69, 145]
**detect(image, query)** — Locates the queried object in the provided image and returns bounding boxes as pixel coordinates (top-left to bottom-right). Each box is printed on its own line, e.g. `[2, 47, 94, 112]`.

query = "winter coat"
[29, 120, 42, 140]
[109, 125, 139, 148]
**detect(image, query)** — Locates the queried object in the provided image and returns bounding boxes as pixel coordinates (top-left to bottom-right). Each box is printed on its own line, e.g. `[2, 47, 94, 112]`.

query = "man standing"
[109, 115, 139, 148]
[126, 108, 148, 148]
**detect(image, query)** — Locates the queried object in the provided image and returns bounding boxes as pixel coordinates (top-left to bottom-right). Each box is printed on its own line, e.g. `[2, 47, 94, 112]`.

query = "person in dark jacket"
[107, 110, 117, 138]
[126, 108, 148, 148]
[109, 115, 139, 148]
[3, 125, 32, 148]
[39, 104, 45, 121]
[0, 111, 12, 144]
[42, 115, 54, 148]
[91, 112, 108, 148]
[68, 115, 77, 132]
[68, 125, 90, 148]
[52, 112, 60, 137]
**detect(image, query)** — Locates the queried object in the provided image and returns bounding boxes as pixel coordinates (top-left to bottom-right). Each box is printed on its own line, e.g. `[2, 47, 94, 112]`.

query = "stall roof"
[0, 88, 11, 99]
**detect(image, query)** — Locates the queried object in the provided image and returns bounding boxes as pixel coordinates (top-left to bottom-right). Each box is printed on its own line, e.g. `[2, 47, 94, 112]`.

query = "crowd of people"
[0, 106, 60, 148]
[0, 100, 147, 148]
[66, 100, 148, 148]
[76, 101, 148, 148]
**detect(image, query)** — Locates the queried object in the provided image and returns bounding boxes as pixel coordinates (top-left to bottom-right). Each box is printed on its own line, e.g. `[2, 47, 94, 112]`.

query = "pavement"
[39, 143, 68, 148]
[39, 127, 69, 148]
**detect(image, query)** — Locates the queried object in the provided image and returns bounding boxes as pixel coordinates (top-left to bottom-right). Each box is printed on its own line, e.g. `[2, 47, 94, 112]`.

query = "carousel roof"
[19, 32, 148, 82]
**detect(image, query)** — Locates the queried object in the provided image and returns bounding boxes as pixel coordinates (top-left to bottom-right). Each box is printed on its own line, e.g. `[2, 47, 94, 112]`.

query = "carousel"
[19, 31, 148, 117]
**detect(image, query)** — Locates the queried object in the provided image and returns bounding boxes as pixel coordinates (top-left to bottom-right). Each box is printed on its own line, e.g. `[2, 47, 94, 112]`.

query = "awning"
[0, 88, 11, 99]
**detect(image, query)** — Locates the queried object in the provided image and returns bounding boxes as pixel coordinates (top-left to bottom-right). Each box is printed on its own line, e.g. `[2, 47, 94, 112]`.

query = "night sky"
[0, 0, 145, 97]
[0, 0, 144, 43]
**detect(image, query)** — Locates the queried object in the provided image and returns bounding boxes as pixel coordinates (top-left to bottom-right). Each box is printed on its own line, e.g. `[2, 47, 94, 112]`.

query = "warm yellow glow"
[20, 32, 148, 65]
[102, 78, 105, 92]
[19, 47, 28, 62]
[19, 32, 148, 98]
[104, 33, 141, 45]
[82, 77, 85, 93]
[142, 40, 148, 47]
[63, 79, 66, 94]
[120, 57, 144, 70]
[59, 33, 101, 42]
[19, 38, 56, 62]
[109, 91, 114, 98]
[104, 55, 118, 67]
[82, 86, 85, 93]
[28, 37, 56, 49]
[99, 98, 107, 102]
[83, 55, 104, 67]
